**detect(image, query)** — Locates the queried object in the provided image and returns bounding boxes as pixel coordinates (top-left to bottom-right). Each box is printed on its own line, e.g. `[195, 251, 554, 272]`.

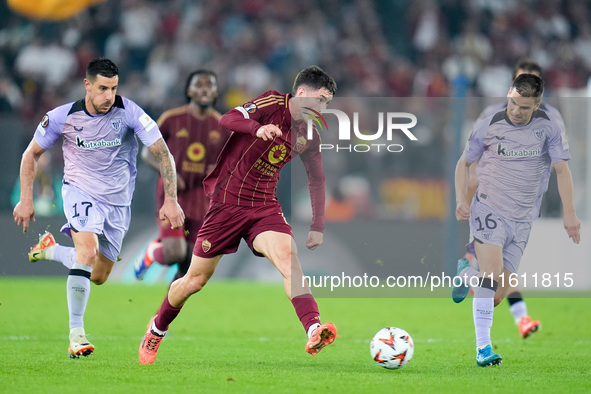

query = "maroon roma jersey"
[204, 90, 325, 232]
[156, 105, 231, 220]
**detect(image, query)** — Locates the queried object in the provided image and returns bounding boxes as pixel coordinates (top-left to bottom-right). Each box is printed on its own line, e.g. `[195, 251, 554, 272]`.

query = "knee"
[275, 248, 298, 279]
[182, 274, 209, 296]
[275, 245, 297, 266]
[483, 266, 503, 280]
[76, 247, 99, 266]
[161, 238, 188, 265]
[163, 248, 187, 265]
[90, 261, 112, 285]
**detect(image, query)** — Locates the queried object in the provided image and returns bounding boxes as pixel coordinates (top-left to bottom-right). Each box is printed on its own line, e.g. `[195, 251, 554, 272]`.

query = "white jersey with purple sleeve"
[34, 96, 162, 206]
[464, 108, 571, 222]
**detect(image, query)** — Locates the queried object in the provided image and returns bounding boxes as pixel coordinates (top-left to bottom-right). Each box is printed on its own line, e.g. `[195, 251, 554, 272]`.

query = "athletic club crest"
[533, 127, 547, 141]
[112, 119, 123, 132]
[202, 240, 211, 253]
[482, 232, 492, 240]
[77, 218, 88, 227]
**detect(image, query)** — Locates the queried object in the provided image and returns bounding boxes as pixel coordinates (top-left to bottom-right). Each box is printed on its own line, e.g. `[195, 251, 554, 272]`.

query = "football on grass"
[370, 327, 414, 369]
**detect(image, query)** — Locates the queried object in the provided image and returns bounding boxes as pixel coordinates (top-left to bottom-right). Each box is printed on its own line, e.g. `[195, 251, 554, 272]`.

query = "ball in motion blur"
[370, 327, 414, 369]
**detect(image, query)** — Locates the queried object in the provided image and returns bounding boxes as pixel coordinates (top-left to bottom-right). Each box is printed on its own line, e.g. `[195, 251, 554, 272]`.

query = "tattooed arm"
[148, 138, 185, 229]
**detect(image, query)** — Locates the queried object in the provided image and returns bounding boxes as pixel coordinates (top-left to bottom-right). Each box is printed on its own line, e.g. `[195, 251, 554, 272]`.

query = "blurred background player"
[139, 65, 337, 364]
[13, 58, 184, 358]
[134, 70, 231, 283]
[456, 59, 567, 339]
[454, 74, 580, 367]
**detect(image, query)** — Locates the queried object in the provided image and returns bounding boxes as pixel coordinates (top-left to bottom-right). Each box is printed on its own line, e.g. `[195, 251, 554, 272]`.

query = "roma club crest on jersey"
[202, 240, 211, 253]
[209, 129, 221, 144]
[294, 135, 307, 153]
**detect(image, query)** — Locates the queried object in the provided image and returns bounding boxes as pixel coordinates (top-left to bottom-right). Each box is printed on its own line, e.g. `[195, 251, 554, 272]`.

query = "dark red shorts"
[193, 201, 292, 258]
[158, 217, 203, 245]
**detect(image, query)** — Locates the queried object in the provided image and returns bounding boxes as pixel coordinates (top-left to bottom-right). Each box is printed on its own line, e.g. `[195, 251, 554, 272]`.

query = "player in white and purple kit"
[461, 60, 567, 339]
[13, 58, 185, 358]
[453, 74, 580, 367]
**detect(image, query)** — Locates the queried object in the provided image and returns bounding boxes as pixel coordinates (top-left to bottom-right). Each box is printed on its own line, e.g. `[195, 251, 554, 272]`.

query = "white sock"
[307, 323, 321, 338]
[43, 244, 56, 260]
[51, 245, 77, 269]
[151, 321, 167, 336]
[459, 266, 480, 286]
[69, 326, 86, 341]
[67, 263, 93, 330]
[473, 286, 495, 348]
[510, 301, 528, 325]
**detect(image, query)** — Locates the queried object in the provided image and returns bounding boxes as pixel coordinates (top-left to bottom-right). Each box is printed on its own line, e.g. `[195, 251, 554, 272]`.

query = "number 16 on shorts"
[469, 199, 504, 246]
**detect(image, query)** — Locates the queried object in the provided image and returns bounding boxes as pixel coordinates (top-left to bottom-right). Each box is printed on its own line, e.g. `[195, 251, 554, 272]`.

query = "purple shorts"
[61, 183, 131, 263]
[467, 197, 532, 273]
[193, 201, 292, 258]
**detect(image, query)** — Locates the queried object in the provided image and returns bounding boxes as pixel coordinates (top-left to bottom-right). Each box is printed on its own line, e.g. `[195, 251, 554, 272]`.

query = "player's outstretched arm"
[554, 160, 580, 244]
[454, 154, 471, 222]
[148, 138, 185, 229]
[13, 139, 46, 233]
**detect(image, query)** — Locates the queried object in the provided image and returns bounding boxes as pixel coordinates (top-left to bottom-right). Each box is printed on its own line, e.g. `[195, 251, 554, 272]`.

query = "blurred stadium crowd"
[2, 0, 591, 120]
[1, 0, 586, 219]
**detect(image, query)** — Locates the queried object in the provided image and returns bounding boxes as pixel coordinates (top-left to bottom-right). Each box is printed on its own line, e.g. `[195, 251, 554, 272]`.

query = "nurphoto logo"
[304, 107, 419, 153]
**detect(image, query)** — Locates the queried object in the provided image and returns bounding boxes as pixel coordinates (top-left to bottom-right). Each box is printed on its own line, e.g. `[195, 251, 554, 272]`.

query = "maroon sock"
[154, 295, 183, 332]
[291, 294, 321, 333]
[152, 243, 165, 264]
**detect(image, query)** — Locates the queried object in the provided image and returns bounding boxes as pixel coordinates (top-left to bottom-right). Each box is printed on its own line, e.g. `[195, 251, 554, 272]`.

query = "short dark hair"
[292, 65, 337, 95]
[184, 69, 218, 103]
[513, 59, 542, 80]
[86, 58, 119, 81]
[511, 73, 544, 102]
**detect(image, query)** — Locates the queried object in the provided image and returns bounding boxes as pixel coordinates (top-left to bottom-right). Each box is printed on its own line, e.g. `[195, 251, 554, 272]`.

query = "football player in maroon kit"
[139, 66, 337, 364]
[135, 70, 231, 282]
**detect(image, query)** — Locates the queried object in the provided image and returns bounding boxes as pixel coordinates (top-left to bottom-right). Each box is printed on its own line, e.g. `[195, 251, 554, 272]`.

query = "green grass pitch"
[1, 278, 590, 393]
